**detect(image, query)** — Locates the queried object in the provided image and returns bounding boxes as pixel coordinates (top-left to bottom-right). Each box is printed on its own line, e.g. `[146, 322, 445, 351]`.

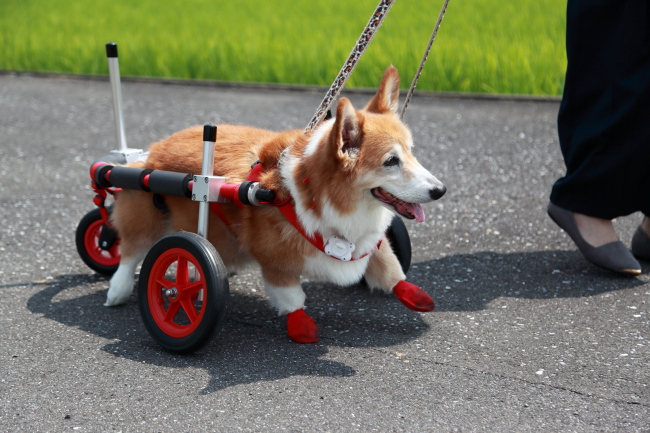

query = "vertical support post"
[197, 124, 217, 239]
[106, 42, 128, 153]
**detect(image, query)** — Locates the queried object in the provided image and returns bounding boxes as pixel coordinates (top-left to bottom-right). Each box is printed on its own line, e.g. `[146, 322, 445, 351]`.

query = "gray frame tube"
[107, 57, 128, 152]
[197, 125, 217, 238]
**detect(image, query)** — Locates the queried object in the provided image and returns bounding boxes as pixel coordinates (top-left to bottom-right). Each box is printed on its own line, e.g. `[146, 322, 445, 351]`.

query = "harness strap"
[246, 161, 265, 182]
[210, 202, 231, 228]
[91, 182, 121, 227]
[276, 200, 381, 261]
[210, 160, 264, 230]
[211, 161, 381, 261]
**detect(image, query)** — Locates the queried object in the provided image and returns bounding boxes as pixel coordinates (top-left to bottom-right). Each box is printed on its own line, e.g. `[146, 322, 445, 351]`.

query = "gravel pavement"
[0, 75, 648, 432]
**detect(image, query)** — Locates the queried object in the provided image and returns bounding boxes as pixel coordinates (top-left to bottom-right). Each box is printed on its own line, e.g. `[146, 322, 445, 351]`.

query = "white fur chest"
[302, 252, 370, 286]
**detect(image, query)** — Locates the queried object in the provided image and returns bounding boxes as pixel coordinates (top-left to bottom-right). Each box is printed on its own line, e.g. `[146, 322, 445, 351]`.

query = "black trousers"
[550, 0, 650, 220]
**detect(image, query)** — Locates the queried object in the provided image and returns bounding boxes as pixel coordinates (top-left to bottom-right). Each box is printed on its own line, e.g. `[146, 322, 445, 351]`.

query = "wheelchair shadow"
[25, 274, 426, 393]
[26, 249, 647, 393]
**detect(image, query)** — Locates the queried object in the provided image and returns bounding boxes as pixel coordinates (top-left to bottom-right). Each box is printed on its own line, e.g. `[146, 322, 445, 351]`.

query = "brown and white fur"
[105, 66, 445, 334]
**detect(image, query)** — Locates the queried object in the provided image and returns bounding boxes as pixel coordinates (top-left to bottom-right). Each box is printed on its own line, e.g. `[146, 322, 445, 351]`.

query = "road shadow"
[25, 249, 647, 393]
[408, 249, 647, 312]
[25, 274, 428, 393]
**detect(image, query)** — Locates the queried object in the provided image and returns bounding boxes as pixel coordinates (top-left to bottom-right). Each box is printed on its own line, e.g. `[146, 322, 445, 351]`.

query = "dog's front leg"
[365, 236, 435, 312]
[263, 276, 320, 343]
[105, 253, 146, 306]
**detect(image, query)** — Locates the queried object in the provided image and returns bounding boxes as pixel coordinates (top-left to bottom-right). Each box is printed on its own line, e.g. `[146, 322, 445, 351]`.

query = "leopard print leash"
[304, 0, 452, 132]
[399, 0, 451, 119]
[304, 0, 396, 133]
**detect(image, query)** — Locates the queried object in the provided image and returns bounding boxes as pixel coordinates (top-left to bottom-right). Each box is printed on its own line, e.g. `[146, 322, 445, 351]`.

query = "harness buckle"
[323, 235, 355, 261]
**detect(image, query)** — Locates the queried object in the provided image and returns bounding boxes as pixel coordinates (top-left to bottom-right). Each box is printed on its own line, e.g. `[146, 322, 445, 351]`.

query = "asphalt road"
[0, 74, 648, 432]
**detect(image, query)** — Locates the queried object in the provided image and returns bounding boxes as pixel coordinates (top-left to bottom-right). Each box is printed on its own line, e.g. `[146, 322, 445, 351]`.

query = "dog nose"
[429, 185, 446, 200]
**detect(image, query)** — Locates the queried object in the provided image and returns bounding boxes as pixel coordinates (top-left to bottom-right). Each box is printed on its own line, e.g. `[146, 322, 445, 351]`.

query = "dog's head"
[314, 65, 446, 223]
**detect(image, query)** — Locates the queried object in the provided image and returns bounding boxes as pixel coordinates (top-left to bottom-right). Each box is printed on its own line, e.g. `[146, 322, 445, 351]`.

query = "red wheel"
[147, 248, 208, 338]
[138, 232, 228, 353]
[75, 208, 120, 275]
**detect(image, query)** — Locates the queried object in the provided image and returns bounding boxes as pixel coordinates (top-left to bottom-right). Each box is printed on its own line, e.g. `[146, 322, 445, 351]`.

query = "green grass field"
[0, 0, 567, 95]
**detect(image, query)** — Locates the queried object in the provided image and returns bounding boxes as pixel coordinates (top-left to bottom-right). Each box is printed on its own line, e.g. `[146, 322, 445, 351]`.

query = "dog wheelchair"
[75, 43, 413, 354]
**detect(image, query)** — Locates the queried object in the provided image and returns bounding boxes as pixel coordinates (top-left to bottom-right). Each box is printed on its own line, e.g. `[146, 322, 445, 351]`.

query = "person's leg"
[631, 216, 650, 261]
[642, 216, 650, 236]
[549, 0, 650, 271]
[551, 0, 650, 220]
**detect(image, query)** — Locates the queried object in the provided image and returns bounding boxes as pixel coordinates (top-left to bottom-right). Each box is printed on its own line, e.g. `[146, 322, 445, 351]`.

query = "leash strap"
[399, 0, 451, 118]
[304, 0, 397, 133]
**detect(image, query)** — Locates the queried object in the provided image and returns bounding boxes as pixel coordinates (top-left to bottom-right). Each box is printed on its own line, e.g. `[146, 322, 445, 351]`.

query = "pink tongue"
[405, 203, 425, 223]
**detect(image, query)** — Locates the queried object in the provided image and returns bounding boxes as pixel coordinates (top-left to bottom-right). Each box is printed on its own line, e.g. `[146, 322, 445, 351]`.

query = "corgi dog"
[105, 66, 446, 343]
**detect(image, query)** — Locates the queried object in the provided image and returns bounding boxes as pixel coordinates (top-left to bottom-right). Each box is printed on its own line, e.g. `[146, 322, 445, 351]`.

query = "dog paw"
[393, 280, 435, 312]
[104, 287, 131, 307]
[104, 294, 129, 307]
[286, 309, 320, 343]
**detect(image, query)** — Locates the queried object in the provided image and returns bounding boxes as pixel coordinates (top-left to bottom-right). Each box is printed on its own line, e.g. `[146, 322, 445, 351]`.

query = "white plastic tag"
[323, 235, 355, 261]
[135, 151, 150, 163]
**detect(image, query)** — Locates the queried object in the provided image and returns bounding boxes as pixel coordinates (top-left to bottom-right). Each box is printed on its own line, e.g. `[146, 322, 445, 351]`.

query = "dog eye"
[383, 156, 400, 167]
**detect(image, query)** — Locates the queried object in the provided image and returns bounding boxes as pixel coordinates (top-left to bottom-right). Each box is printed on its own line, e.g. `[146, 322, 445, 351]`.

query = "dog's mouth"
[371, 187, 425, 222]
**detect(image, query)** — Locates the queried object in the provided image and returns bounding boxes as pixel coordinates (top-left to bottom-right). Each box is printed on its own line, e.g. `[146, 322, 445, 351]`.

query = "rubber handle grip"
[203, 124, 217, 142]
[106, 42, 118, 58]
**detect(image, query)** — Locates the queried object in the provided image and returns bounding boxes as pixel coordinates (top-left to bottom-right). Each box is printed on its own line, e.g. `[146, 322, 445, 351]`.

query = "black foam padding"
[109, 165, 147, 191]
[238, 181, 254, 206]
[148, 170, 193, 198]
[106, 42, 118, 58]
[95, 164, 114, 187]
[203, 124, 217, 142]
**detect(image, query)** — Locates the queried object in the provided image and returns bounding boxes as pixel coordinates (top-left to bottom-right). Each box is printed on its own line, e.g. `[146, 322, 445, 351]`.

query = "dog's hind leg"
[365, 236, 435, 312]
[105, 252, 146, 306]
[105, 190, 171, 306]
[263, 274, 319, 343]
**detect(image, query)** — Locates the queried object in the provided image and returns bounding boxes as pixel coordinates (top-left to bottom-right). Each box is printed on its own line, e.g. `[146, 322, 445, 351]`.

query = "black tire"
[138, 232, 229, 354]
[386, 215, 412, 274]
[75, 208, 121, 275]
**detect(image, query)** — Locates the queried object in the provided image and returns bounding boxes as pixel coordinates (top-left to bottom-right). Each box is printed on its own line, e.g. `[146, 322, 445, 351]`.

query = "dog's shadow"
[25, 273, 429, 393]
[26, 249, 646, 393]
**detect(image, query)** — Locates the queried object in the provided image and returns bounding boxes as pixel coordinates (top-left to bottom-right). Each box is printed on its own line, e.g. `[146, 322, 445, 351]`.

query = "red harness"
[213, 162, 381, 261]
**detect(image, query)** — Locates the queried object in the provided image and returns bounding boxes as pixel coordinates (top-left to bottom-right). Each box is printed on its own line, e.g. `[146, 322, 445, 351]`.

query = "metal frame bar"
[197, 124, 217, 238]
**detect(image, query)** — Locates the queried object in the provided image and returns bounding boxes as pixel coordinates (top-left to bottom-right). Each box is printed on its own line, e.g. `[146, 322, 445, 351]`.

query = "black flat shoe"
[547, 202, 641, 275]
[631, 225, 650, 261]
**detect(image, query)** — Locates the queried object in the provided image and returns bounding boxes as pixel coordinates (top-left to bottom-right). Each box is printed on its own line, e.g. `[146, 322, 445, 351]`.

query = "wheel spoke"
[180, 299, 199, 324]
[176, 256, 189, 284]
[155, 278, 175, 290]
[182, 281, 205, 296]
[163, 301, 181, 323]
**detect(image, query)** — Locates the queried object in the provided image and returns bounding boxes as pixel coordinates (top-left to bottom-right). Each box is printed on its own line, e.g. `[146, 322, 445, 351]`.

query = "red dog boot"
[286, 308, 320, 343]
[393, 280, 435, 312]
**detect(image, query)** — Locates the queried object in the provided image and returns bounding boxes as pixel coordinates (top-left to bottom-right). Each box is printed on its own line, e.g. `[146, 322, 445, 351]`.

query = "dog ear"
[364, 65, 400, 114]
[331, 97, 363, 156]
